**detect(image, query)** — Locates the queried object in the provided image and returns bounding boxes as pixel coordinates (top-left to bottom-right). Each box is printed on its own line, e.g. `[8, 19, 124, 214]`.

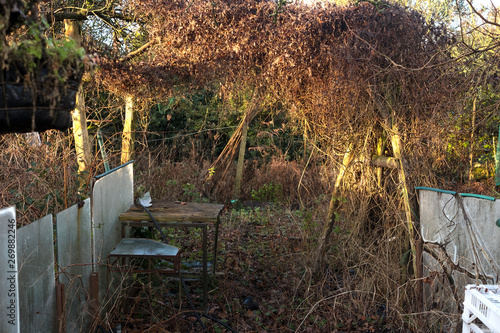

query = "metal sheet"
[56, 198, 92, 333]
[92, 162, 134, 307]
[419, 190, 500, 279]
[109, 239, 179, 257]
[419, 189, 500, 316]
[17, 214, 56, 333]
[0, 206, 19, 333]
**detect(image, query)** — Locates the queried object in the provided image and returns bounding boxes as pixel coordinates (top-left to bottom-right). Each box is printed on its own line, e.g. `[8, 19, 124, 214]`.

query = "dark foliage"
[1, 0, 85, 133]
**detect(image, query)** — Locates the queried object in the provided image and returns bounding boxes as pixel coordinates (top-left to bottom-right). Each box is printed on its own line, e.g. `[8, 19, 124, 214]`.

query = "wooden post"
[72, 91, 92, 193]
[375, 130, 387, 186]
[121, 95, 137, 164]
[233, 118, 248, 198]
[56, 283, 66, 333]
[468, 96, 477, 181]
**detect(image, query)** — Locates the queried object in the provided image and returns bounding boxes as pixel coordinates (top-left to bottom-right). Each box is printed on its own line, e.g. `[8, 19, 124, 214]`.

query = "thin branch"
[352, 28, 500, 71]
[424, 242, 492, 283]
[50, 12, 88, 21]
[465, 0, 500, 29]
[119, 38, 159, 62]
[48, 8, 140, 23]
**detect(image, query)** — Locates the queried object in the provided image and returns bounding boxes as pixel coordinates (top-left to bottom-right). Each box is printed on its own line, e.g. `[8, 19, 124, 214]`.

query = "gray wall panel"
[17, 214, 56, 333]
[56, 198, 92, 333]
[92, 162, 134, 310]
[419, 189, 500, 316]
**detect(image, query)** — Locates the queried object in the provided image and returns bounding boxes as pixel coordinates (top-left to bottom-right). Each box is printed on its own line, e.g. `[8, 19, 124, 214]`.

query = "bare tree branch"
[119, 38, 159, 62]
[465, 0, 500, 29]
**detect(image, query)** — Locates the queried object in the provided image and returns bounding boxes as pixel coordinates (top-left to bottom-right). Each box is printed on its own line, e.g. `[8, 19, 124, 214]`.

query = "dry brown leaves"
[97, 0, 459, 140]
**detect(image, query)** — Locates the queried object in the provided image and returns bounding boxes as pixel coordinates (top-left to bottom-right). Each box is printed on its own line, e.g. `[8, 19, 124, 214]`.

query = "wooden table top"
[119, 201, 225, 223]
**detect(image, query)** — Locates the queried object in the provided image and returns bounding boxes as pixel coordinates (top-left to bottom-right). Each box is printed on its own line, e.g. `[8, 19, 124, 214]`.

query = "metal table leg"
[212, 215, 220, 275]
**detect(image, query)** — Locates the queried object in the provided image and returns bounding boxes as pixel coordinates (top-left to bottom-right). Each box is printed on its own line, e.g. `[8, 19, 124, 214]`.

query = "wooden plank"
[119, 201, 224, 223]
[371, 155, 398, 168]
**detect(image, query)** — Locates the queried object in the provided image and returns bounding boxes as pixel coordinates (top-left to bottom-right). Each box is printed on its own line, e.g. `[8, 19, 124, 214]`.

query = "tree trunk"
[65, 20, 91, 195]
[233, 119, 248, 198]
[121, 95, 137, 165]
[313, 142, 354, 276]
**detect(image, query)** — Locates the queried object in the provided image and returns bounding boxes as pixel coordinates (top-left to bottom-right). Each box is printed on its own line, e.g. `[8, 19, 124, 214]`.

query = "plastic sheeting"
[0, 63, 81, 133]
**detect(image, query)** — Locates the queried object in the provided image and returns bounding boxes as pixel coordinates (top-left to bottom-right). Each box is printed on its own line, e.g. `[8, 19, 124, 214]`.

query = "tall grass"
[0, 132, 80, 225]
[0, 130, 473, 331]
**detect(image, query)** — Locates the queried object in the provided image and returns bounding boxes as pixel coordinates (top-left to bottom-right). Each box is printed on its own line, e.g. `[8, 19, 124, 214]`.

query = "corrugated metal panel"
[17, 214, 56, 333]
[56, 198, 92, 333]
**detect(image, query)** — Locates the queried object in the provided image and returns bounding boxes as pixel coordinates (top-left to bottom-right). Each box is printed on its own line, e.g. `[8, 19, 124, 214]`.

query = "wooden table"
[118, 201, 225, 309]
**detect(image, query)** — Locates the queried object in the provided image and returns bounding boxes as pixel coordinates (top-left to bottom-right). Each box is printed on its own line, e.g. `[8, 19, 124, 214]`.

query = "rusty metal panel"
[17, 214, 56, 333]
[92, 162, 134, 307]
[56, 198, 92, 333]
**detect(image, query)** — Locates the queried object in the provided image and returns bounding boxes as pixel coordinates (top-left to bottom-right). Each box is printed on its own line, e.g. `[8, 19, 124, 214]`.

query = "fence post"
[56, 283, 66, 333]
[89, 272, 99, 330]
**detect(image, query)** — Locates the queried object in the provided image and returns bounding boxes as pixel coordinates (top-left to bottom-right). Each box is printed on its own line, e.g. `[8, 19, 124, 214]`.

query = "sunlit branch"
[465, 0, 500, 29]
[119, 37, 159, 62]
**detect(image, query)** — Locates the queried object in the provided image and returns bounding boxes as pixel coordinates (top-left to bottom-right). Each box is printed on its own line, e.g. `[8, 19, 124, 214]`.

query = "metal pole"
[96, 129, 110, 172]
[203, 224, 208, 311]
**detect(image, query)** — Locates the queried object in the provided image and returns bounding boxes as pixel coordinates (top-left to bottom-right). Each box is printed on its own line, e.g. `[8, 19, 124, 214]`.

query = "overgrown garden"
[1, 0, 499, 331]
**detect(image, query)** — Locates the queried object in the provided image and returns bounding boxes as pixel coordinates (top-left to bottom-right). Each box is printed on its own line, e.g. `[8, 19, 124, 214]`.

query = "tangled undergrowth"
[106, 153, 472, 332]
[1, 1, 499, 331]
[0, 131, 494, 332]
[0, 132, 80, 225]
[106, 203, 415, 333]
